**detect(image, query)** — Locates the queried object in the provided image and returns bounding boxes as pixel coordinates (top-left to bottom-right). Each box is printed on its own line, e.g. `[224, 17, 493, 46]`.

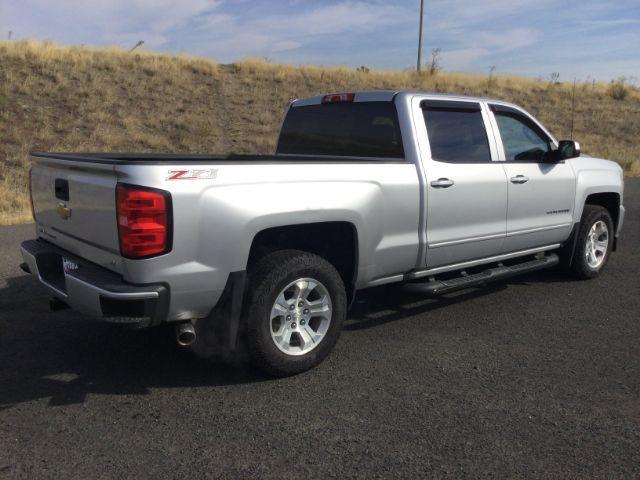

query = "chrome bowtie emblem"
[56, 202, 71, 220]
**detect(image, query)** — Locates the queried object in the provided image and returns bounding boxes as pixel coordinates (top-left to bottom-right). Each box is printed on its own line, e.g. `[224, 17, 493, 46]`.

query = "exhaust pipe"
[176, 322, 196, 347]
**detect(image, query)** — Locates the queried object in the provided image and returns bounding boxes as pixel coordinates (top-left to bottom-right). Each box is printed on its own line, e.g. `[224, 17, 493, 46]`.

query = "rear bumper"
[20, 239, 168, 327]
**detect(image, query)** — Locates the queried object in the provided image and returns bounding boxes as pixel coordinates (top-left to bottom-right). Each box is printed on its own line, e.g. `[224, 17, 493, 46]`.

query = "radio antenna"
[570, 77, 577, 140]
[417, 0, 425, 72]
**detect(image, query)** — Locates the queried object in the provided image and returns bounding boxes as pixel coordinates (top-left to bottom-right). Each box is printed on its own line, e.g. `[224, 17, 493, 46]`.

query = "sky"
[1, 0, 639, 82]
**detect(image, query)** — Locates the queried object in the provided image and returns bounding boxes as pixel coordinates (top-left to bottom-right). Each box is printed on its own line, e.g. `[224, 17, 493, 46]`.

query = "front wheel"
[244, 250, 347, 377]
[570, 205, 614, 279]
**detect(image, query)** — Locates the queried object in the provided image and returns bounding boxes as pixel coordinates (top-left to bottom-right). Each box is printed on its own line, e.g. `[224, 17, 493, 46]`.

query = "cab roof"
[291, 90, 519, 110]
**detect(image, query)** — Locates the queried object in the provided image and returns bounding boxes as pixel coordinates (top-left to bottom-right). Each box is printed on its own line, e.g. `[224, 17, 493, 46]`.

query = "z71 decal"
[167, 169, 218, 180]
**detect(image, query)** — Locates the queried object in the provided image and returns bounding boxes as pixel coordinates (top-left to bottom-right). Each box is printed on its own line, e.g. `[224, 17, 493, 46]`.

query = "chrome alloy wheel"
[270, 278, 332, 356]
[585, 220, 609, 269]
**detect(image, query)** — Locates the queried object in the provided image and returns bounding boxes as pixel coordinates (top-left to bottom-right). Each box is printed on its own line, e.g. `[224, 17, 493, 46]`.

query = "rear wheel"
[570, 205, 614, 279]
[244, 250, 346, 377]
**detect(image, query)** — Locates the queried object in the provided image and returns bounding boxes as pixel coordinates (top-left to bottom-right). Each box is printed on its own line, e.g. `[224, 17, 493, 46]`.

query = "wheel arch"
[584, 192, 620, 231]
[247, 222, 359, 303]
[573, 166, 623, 230]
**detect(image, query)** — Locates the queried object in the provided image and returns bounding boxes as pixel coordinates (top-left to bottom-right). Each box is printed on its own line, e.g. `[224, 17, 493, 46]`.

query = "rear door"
[415, 98, 508, 268]
[488, 105, 575, 252]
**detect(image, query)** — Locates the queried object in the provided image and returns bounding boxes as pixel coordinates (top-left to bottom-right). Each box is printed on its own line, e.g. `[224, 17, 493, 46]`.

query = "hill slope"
[1, 40, 639, 224]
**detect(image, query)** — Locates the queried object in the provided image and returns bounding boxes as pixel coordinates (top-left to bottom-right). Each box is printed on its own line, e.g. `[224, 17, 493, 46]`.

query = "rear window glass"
[422, 104, 491, 162]
[276, 102, 404, 158]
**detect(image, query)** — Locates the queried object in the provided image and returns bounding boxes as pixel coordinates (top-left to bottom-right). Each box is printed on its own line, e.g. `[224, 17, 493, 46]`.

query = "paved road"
[1, 181, 638, 479]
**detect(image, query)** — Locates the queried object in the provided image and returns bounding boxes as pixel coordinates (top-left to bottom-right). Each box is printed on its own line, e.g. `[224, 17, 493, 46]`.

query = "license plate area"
[37, 252, 67, 293]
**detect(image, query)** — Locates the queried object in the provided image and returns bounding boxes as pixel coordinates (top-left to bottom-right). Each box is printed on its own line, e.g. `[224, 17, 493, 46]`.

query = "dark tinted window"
[493, 109, 551, 162]
[277, 102, 404, 158]
[422, 102, 491, 162]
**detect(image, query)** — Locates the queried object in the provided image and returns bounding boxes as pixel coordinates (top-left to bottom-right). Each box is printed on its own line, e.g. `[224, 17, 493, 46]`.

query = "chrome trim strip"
[428, 225, 570, 249]
[429, 232, 505, 248]
[506, 223, 571, 237]
[409, 244, 561, 278]
[366, 274, 405, 288]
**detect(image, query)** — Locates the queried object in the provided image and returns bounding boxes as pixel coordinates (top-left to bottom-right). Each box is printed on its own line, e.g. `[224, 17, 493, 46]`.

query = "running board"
[403, 253, 559, 296]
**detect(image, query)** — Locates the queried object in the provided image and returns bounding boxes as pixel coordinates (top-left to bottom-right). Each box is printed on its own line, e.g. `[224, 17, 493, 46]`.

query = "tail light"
[321, 93, 355, 104]
[116, 184, 172, 259]
[28, 167, 35, 221]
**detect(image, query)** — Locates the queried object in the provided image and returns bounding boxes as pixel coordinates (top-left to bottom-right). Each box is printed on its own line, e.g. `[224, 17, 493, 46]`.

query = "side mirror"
[556, 140, 581, 160]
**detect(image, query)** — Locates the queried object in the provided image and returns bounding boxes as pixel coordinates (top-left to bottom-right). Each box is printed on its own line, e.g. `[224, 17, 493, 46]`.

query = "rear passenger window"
[422, 101, 491, 162]
[277, 102, 404, 158]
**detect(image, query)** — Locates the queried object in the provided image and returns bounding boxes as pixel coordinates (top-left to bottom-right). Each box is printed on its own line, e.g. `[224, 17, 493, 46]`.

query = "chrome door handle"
[430, 178, 454, 188]
[510, 175, 529, 184]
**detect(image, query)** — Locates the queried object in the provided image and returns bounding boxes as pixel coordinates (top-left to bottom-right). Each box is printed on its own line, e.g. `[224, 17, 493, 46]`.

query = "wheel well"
[585, 192, 620, 229]
[247, 222, 358, 299]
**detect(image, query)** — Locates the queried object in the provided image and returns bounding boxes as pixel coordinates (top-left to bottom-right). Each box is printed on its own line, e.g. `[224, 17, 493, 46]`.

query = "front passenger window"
[494, 110, 551, 162]
[422, 101, 491, 162]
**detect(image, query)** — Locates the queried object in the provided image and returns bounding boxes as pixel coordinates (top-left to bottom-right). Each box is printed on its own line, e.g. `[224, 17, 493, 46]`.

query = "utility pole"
[570, 77, 577, 140]
[417, 0, 424, 72]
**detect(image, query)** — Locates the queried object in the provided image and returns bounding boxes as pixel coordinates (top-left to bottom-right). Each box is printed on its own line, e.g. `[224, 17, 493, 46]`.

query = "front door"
[420, 99, 508, 268]
[489, 104, 576, 252]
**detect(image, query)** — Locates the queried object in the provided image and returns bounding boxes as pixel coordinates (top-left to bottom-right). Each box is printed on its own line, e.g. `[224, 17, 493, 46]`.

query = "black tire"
[244, 250, 347, 377]
[570, 205, 614, 279]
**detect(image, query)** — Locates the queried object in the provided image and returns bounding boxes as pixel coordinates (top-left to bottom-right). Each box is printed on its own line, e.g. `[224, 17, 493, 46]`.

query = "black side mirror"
[556, 140, 581, 160]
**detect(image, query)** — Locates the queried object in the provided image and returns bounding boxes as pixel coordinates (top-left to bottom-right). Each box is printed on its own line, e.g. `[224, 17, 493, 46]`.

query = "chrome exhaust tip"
[176, 322, 196, 347]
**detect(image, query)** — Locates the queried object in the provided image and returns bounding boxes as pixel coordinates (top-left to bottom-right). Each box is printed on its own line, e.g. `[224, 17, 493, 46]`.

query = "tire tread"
[244, 250, 347, 377]
[570, 205, 613, 279]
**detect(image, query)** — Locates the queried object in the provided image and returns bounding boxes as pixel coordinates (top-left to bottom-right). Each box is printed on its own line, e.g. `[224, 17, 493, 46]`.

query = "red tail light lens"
[321, 93, 355, 104]
[116, 184, 171, 258]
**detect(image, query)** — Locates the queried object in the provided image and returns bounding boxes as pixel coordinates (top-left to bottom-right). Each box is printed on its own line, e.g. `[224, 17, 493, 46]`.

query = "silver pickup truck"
[21, 90, 625, 376]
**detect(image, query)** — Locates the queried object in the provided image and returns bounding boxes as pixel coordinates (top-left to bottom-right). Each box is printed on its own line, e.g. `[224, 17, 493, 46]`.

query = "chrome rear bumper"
[20, 239, 168, 327]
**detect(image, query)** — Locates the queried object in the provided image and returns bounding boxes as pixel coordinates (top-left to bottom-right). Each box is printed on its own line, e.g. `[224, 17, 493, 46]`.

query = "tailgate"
[30, 154, 121, 266]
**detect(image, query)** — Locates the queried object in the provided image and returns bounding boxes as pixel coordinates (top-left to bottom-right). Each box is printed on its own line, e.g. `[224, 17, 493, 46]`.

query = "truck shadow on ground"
[0, 268, 571, 409]
[0, 275, 269, 409]
[346, 268, 574, 331]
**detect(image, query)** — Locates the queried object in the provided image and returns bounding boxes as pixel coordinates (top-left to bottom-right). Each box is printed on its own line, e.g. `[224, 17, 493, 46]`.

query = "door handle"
[430, 178, 454, 188]
[510, 175, 529, 184]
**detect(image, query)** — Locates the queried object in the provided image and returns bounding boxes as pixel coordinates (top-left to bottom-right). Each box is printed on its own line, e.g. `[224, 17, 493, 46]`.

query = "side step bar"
[403, 253, 559, 296]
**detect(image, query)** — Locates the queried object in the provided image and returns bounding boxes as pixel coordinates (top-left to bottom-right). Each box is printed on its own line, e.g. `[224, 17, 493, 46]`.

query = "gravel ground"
[0, 181, 638, 479]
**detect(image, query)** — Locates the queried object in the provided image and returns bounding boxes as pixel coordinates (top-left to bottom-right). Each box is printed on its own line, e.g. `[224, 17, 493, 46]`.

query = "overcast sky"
[2, 0, 639, 82]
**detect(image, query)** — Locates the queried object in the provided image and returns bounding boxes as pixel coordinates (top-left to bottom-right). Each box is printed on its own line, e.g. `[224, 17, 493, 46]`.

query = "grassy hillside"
[1, 40, 639, 225]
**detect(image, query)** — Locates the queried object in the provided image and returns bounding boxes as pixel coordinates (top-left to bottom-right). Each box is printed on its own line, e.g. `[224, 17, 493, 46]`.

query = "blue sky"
[2, 0, 639, 82]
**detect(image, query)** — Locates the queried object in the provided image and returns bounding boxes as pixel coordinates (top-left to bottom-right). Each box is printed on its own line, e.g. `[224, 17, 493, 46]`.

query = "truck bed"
[31, 152, 407, 164]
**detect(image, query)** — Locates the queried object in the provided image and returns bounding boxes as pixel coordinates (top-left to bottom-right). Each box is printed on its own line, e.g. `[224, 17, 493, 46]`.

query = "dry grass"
[1, 40, 639, 224]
